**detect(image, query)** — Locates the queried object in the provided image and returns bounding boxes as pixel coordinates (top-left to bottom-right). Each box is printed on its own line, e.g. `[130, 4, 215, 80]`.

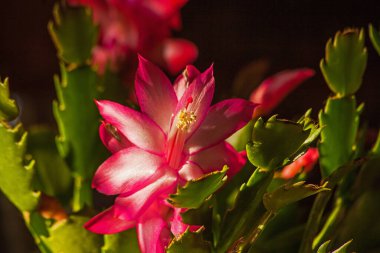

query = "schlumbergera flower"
[85, 56, 256, 252]
[250, 68, 315, 118]
[68, 0, 198, 74]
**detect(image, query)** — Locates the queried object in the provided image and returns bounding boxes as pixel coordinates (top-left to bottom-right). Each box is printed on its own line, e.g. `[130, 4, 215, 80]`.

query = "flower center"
[176, 109, 196, 130]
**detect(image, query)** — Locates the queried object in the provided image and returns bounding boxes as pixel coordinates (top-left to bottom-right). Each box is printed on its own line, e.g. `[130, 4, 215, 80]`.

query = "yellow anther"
[176, 109, 196, 130]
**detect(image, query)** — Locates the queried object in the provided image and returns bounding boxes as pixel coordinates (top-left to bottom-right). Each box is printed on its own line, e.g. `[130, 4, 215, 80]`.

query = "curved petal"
[169, 65, 215, 139]
[96, 100, 166, 154]
[281, 148, 319, 179]
[92, 147, 165, 195]
[173, 65, 200, 99]
[250, 68, 315, 116]
[99, 122, 133, 153]
[135, 56, 178, 133]
[114, 168, 177, 220]
[178, 161, 204, 181]
[84, 207, 135, 234]
[186, 99, 256, 154]
[189, 142, 246, 177]
[137, 214, 170, 253]
[162, 39, 198, 75]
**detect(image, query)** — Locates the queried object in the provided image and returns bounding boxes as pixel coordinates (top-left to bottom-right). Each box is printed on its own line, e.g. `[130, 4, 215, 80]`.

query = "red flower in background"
[281, 148, 319, 179]
[68, 0, 198, 74]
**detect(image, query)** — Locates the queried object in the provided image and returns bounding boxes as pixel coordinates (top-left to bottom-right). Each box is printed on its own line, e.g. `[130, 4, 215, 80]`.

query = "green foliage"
[317, 240, 352, 253]
[42, 216, 103, 253]
[28, 127, 72, 199]
[48, 4, 98, 65]
[102, 229, 140, 253]
[320, 28, 367, 96]
[263, 181, 330, 212]
[0, 123, 40, 211]
[53, 65, 104, 211]
[24, 212, 52, 253]
[167, 228, 211, 253]
[247, 116, 311, 170]
[0, 78, 18, 121]
[168, 166, 228, 209]
[318, 96, 360, 178]
[215, 168, 274, 252]
[369, 24, 380, 55]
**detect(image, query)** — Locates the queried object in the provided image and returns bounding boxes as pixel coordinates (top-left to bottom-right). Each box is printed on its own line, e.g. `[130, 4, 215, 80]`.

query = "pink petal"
[169, 65, 215, 139]
[137, 214, 170, 253]
[186, 99, 256, 154]
[281, 148, 319, 179]
[99, 122, 133, 153]
[178, 161, 204, 181]
[135, 56, 178, 133]
[250, 68, 315, 117]
[162, 39, 199, 74]
[84, 207, 135, 234]
[189, 142, 246, 177]
[92, 147, 165, 195]
[96, 100, 166, 154]
[170, 208, 201, 237]
[173, 65, 200, 99]
[114, 168, 177, 220]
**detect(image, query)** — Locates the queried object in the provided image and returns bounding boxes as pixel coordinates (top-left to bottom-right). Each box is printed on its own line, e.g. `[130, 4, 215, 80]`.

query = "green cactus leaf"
[42, 215, 103, 253]
[318, 96, 359, 178]
[28, 126, 72, 199]
[167, 228, 211, 253]
[102, 229, 140, 253]
[263, 181, 330, 212]
[0, 78, 18, 121]
[320, 28, 367, 96]
[369, 24, 380, 56]
[317, 240, 352, 253]
[0, 123, 40, 211]
[24, 211, 52, 253]
[215, 168, 274, 252]
[48, 4, 98, 65]
[168, 166, 228, 209]
[246, 116, 310, 170]
[53, 65, 105, 211]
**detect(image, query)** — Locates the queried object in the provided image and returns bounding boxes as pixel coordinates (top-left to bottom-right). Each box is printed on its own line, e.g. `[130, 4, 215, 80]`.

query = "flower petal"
[84, 207, 135, 234]
[250, 68, 315, 117]
[162, 39, 199, 74]
[114, 168, 177, 220]
[178, 161, 204, 181]
[99, 121, 133, 153]
[189, 142, 246, 177]
[186, 99, 256, 154]
[173, 65, 200, 99]
[135, 56, 178, 133]
[96, 100, 166, 154]
[169, 65, 215, 139]
[92, 147, 165, 195]
[137, 214, 170, 253]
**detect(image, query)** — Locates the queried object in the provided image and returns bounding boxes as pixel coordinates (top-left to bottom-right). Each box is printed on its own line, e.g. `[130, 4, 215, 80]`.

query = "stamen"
[176, 109, 196, 130]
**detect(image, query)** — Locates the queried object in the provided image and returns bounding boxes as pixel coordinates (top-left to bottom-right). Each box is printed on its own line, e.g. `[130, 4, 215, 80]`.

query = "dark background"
[0, 0, 380, 252]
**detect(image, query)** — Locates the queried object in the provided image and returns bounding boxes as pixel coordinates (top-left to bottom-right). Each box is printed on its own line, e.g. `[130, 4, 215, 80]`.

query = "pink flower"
[85, 56, 256, 252]
[250, 69, 315, 118]
[281, 148, 319, 179]
[68, 0, 198, 74]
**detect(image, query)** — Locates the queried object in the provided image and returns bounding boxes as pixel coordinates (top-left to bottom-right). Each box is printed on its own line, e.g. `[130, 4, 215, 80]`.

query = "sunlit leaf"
[320, 28, 367, 96]
[263, 181, 329, 212]
[0, 78, 18, 121]
[318, 96, 360, 178]
[168, 166, 228, 209]
[102, 229, 140, 253]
